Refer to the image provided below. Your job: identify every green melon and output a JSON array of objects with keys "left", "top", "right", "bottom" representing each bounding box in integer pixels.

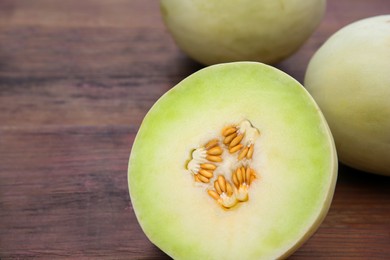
[
  {"left": 128, "top": 62, "right": 337, "bottom": 259},
  {"left": 304, "top": 15, "right": 390, "bottom": 176},
  {"left": 160, "top": 0, "right": 326, "bottom": 65}
]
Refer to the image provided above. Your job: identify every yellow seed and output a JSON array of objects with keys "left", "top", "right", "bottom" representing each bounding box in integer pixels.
[
  {"left": 238, "top": 146, "right": 249, "bottom": 160},
  {"left": 230, "top": 134, "right": 244, "bottom": 148},
  {"left": 205, "top": 139, "right": 219, "bottom": 149},
  {"left": 229, "top": 144, "right": 243, "bottom": 153},
  {"left": 194, "top": 174, "right": 200, "bottom": 182},
  {"left": 214, "top": 180, "right": 222, "bottom": 194},
  {"left": 237, "top": 168, "right": 243, "bottom": 184},
  {"left": 226, "top": 182, "right": 233, "bottom": 196},
  {"left": 208, "top": 190, "right": 220, "bottom": 201},
  {"left": 247, "top": 144, "right": 254, "bottom": 159},
  {"left": 223, "top": 133, "right": 237, "bottom": 144},
  {"left": 218, "top": 175, "right": 226, "bottom": 192},
  {"left": 199, "top": 169, "right": 213, "bottom": 178},
  {"left": 242, "top": 166, "right": 247, "bottom": 183},
  {"left": 198, "top": 174, "right": 210, "bottom": 183},
  {"left": 207, "top": 155, "right": 222, "bottom": 162},
  {"left": 245, "top": 167, "right": 251, "bottom": 184},
  {"left": 207, "top": 146, "right": 223, "bottom": 155},
  {"left": 222, "top": 127, "right": 236, "bottom": 137},
  {"left": 241, "top": 167, "right": 246, "bottom": 183},
  {"left": 232, "top": 171, "right": 239, "bottom": 188},
  {"left": 200, "top": 163, "right": 216, "bottom": 170}
]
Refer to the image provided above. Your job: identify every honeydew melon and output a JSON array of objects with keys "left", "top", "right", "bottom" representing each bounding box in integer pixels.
[
  {"left": 304, "top": 15, "right": 390, "bottom": 176},
  {"left": 160, "top": 0, "right": 326, "bottom": 65},
  {"left": 128, "top": 62, "right": 337, "bottom": 259}
]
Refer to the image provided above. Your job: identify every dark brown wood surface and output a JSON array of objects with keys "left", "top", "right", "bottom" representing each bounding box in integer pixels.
[{"left": 0, "top": 0, "right": 389, "bottom": 259}]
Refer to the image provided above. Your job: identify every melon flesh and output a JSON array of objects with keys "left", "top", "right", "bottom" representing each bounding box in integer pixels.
[{"left": 128, "top": 62, "right": 337, "bottom": 259}]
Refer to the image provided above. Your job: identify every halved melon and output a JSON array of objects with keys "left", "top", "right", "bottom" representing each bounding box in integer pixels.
[{"left": 128, "top": 62, "right": 337, "bottom": 259}]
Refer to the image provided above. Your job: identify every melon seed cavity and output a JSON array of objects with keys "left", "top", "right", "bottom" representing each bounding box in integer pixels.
[{"left": 186, "top": 119, "right": 260, "bottom": 209}]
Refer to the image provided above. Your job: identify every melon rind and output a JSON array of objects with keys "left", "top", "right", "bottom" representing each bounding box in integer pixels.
[{"left": 128, "top": 62, "right": 337, "bottom": 259}]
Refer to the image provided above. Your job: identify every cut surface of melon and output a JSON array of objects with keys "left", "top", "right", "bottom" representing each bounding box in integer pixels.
[{"left": 128, "top": 62, "right": 337, "bottom": 259}]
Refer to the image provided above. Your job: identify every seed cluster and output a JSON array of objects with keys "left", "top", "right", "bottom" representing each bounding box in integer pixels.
[
  {"left": 207, "top": 175, "right": 236, "bottom": 208},
  {"left": 222, "top": 125, "right": 255, "bottom": 160},
  {"left": 232, "top": 166, "right": 257, "bottom": 202},
  {"left": 186, "top": 120, "right": 260, "bottom": 209},
  {"left": 193, "top": 139, "right": 223, "bottom": 183},
  {"left": 207, "top": 165, "right": 257, "bottom": 208}
]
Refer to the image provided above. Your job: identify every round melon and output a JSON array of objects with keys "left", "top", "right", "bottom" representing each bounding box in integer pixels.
[
  {"left": 160, "top": 0, "right": 326, "bottom": 65},
  {"left": 128, "top": 62, "right": 337, "bottom": 259},
  {"left": 304, "top": 15, "right": 390, "bottom": 176}
]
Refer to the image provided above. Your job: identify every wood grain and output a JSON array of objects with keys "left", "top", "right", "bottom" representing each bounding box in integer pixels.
[{"left": 1, "top": 0, "right": 389, "bottom": 259}]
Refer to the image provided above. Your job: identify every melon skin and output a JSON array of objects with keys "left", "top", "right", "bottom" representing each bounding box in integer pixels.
[
  {"left": 160, "top": 0, "right": 326, "bottom": 65},
  {"left": 128, "top": 62, "right": 337, "bottom": 259},
  {"left": 304, "top": 15, "right": 390, "bottom": 176}
]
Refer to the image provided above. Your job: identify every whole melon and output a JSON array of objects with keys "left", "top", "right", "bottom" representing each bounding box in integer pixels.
[
  {"left": 305, "top": 15, "right": 390, "bottom": 176},
  {"left": 160, "top": 0, "right": 326, "bottom": 65}
]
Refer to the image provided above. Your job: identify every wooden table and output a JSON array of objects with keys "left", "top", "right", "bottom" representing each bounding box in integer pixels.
[{"left": 1, "top": 0, "right": 389, "bottom": 259}]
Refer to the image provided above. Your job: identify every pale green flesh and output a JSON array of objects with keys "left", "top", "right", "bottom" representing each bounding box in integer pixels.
[{"left": 129, "top": 62, "right": 337, "bottom": 259}]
